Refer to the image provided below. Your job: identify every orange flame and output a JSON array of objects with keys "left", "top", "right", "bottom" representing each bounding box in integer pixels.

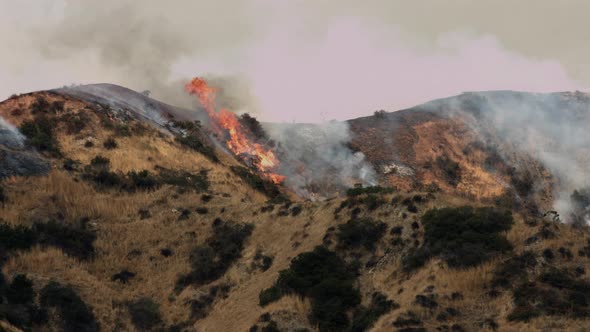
[{"left": 185, "top": 77, "right": 285, "bottom": 184}]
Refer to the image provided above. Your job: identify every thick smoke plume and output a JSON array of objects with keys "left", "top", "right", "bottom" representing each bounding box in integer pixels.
[
  {"left": 2, "top": 1, "right": 584, "bottom": 123},
  {"left": 435, "top": 91, "right": 590, "bottom": 222}
]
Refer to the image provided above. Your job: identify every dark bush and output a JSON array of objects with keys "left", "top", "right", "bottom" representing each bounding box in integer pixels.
[
  {"left": 239, "top": 113, "right": 268, "bottom": 141},
  {"left": 0, "top": 223, "right": 36, "bottom": 252},
  {"left": 346, "top": 186, "right": 394, "bottom": 197},
  {"left": 259, "top": 286, "right": 282, "bottom": 306},
  {"left": 188, "top": 283, "right": 231, "bottom": 319},
  {"left": 0, "top": 185, "right": 5, "bottom": 206},
  {"left": 111, "top": 270, "right": 136, "bottom": 284},
  {"left": 260, "top": 246, "right": 360, "bottom": 331},
  {"left": 349, "top": 292, "right": 398, "bottom": 332},
  {"left": 127, "top": 297, "right": 162, "bottom": 331},
  {"left": 415, "top": 294, "right": 438, "bottom": 309},
  {"left": 231, "top": 166, "right": 284, "bottom": 200},
  {"left": 40, "top": 281, "right": 99, "bottom": 332},
  {"left": 291, "top": 206, "right": 303, "bottom": 217},
  {"left": 5, "top": 274, "right": 34, "bottom": 306},
  {"left": 90, "top": 155, "right": 110, "bottom": 168},
  {"left": 137, "top": 209, "right": 151, "bottom": 220},
  {"left": 508, "top": 269, "right": 590, "bottom": 321},
  {"left": 19, "top": 116, "right": 61, "bottom": 157},
  {"left": 157, "top": 167, "right": 210, "bottom": 193},
  {"left": 176, "top": 221, "right": 253, "bottom": 290},
  {"left": 390, "top": 226, "right": 403, "bottom": 236},
  {"left": 62, "top": 158, "right": 79, "bottom": 171},
  {"left": 103, "top": 137, "right": 118, "bottom": 149},
  {"left": 172, "top": 120, "right": 219, "bottom": 162},
  {"left": 337, "top": 219, "right": 387, "bottom": 250},
  {"left": 392, "top": 311, "right": 422, "bottom": 328},
  {"left": 252, "top": 249, "right": 274, "bottom": 272},
  {"left": 89, "top": 170, "right": 124, "bottom": 188},
  {"left": 404, "top": 206, "right": 513, "bottom": 271},
  {"left": 0, "top": 273, "right": 45, "bottom": 329},
  {"left": 436, "top": 156, "right": 461, "bottom": 186},
  {"left": 127, "top": 170, "right": 159, "bottom": 191},
  {"left": 62, "top": 112, "right": 88, "bottom": 134},
  {"left": 492, "top": 251, "right": 537, "bottom": 288},
  {"left": 33, "top": 220, "right": 96, "bottom": 260},
  {"left": 30, "top": 97, "right": 51, "bottom": 114},
  {"left": 196, "top": 207, "right": 209, "bottom": 215},
  {"left": 178, "top": 209, "right": 191, "bottom": 221},
  {"left": 510, "top": 170, "right": 534, "bottom": 197}
]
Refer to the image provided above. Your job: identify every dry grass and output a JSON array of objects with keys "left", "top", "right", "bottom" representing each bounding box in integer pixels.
[{"left": 3, "top": 92, "right": 590, "bottom": 331}]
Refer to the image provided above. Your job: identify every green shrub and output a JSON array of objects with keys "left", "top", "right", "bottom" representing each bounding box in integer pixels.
[
  {"left": 336, "top": 219, "right": 387, "bottom": 250},
  {"left": 260, "top": 246, "right": 361, "bottom": 331},
  {"left": 176, "top": 221, "right": 253, "bottom": 290},
  {"left": 19, "top": 116, "right": 61, "bottom": 157},
  {"left": 127, "top": 297, "right": 163, "bottom": 331},
  {"left": 404, "top": 206, "right": 513, "bottom": 271},
  {"left": 40, "top": 281, "right": 99, "bottom": 332}
]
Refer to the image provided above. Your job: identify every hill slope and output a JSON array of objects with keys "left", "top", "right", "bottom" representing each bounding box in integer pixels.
[{"left": 0, "top": 87, "right": 589, "bottom": 331}]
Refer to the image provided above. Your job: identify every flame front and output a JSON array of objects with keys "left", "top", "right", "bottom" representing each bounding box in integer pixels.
[{"left": 185, "top": 77, "right": 285, "bottom": 184}]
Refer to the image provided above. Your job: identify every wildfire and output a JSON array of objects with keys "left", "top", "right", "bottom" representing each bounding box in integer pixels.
[{"left": 185, "top": 77, "right": 285, "bottom": 184}]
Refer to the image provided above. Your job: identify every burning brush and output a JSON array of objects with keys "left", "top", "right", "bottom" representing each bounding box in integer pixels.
[{"left": 185, "top": 77, "right": 285, "bottom": 184}]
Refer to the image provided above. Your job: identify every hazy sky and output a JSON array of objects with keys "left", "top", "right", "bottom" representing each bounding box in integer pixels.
[{"left": 1, "top": 0, "right": 588, "bottom": 122}]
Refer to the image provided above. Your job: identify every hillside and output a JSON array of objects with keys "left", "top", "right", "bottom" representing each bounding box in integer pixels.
[{"left": 1, "top": 87, "right": 590, "bottom": 331}]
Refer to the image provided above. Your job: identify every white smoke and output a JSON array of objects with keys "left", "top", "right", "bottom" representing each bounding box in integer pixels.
[
  {"left": 0, "top": 116, "right": 25, "bottom": 149},
  {"left": 437, "top": 91, "right": 590, "bottom": 222},
  {"left": 264, "top": 121, "right": 377, "bottom": 198}
]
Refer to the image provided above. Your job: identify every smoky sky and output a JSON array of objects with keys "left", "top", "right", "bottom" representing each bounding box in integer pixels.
[{"left": 1, "top": 0, "right": 588, "bottom": 122}]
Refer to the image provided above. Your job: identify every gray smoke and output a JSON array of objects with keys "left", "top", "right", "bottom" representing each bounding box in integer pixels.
[
  {"left": 265, "top": 121, "right": 377, "bottom": 199},
  {"left": 436, "top": 91, "right": 590, "bottom": 222},
  {"left": 0, "top": 116, "right": 50, "bottom": 179},
  {"left": 32, "top": 0, "right": 258, "bottom": 109},
  {"left": 0, "top": 117, "right": 25, "bottom": 149}
]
